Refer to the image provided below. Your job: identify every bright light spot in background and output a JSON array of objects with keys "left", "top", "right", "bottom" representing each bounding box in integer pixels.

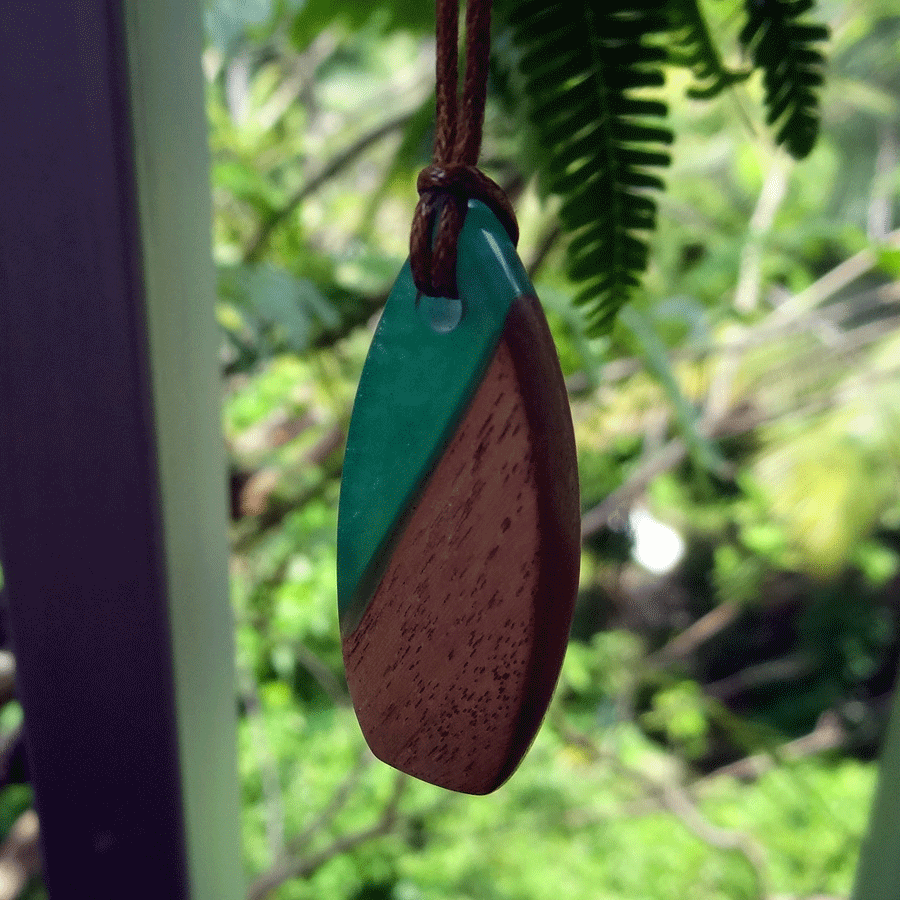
[{"left": 629, "top": 507, "right": 686, "bottom": 575}]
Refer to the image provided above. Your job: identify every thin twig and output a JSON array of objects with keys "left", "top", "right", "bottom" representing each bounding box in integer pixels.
[
  {"left": 699, "top": 712, "right": 847, "bottom": 784},
  {"left": 244, "top": 110, "right": 417, "bottom": 263},
  {"left": 247, "top": 773, "right": 409, "bottom": 900},
  {"left": 239, "top": 670, "right": 287, "bottom": 862},
  {"left": 867, "top": 126, "right": 898, "bottom": 242},
  {"left": 559, "top": 719, "right": 772, "bottom": 898},
  {"left": 580, "top": 398, "right": 763, "bottom": 539},
  {"left": 293, "top": 642, "right": 351, "bottom": 708},
  {"left": 579, "top": 289, "right": 900, "bottom": 540},
  {"left": 567, "top": 226, "right": 900, "bottom": 397},
  {"left": 288, "top": 746, "right": 374, "bottom": 859},
  {"left": 766, "top": 227, "right": 900, "bottom": 330},
  {"left": 704, "top": 651, "right": 816, "bottom": 702},
  {"left": 734, "top": 157, "right": 791, "bottom": 315},
  {"left": 646, "top": 602, "right": 742, "bottom": 666},
  {"left": 581, "top": 435, "right": 692, "bottom": 539},
  {"left": 231, "top": 430, "right": 344, "bottom": 552},
  {"left": 656, "top": 776, "right": 771, "bottom": 898},
  {"left": 526, "top": 221, "right": 562, "bottom": 281}
]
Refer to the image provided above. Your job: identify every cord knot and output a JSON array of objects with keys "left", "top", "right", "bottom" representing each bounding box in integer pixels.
[{"left": 410, "top": 163, "right": 519, "bottom": 298}]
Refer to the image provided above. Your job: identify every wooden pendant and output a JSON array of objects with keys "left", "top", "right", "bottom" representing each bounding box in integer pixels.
[{"left": 337, "top": 200, "right": 580, "bottom": 794}]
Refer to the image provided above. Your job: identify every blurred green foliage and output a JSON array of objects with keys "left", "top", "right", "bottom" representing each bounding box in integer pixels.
[{"left": 204, "top": 1, "right": 900, "bottom": 898}]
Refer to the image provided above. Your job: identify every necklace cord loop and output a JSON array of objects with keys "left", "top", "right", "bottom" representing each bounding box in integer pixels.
[{"left": 410, "top": 0, "right": 519, "bottom": 299}]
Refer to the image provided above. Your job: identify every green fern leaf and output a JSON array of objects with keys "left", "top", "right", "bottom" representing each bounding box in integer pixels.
[
  {"left": 498, "top": 0, "right": 673, "bottom": 334},
  {"left": 738, "top": 0, "right": 829, "bottom": 159},
  {"left": 667, "top": 0, "right": 751, "bottom": 99}
]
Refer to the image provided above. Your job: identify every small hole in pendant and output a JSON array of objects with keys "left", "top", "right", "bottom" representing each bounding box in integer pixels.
[{"left": 417, "top": 294, "right": 463, "bottom": 334}]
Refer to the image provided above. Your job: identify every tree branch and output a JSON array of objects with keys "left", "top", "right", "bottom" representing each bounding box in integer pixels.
[
  {"left": 704, "top": 651, "right": 816, "bottom": 702},
  {"left": 288, "top": 746, "right": 373, "bottom": 859},
  {"left": 293, "top": 642, "right": 351, "bottom": 708},
  {"left": 867, "top": 126, "right": 897, "bottom": 242},
  {"left": 556, "top": 721, "right": 772, "bottom": 897},
  {"left": 244, "top": 111, "right": 417, "bottom": 264},
  {"left": 580, "top": 434, "right": 692, "bottom": 539},
  {"left": 766, "top": 227, "right": 900, "bottom": 331},
  {"left": 247, "top": 772, "right": 409, "bottom": 900},
  {"left": 734, "top": 157, "right": 790, "bottom": 315},
  {"left": 580, "top": 398, "right": 764, "bottom": 539},
  {"left": 700, "top": 711, "right": 847, "bottom": 784},
  {"left": 654, "top": 775, "right": 770, "bottom": 897},
  {"left": 579, "top": 278, "right": 900, "bottom": 541},
  {"left": 646, "top": 602, "right": 743, "bottom": 666},
  {"left": 239, "top": 669, "right": 286, "bottom": 863},
  {"left": 567, "top": 227, "right": 900, "bottom": 398}
]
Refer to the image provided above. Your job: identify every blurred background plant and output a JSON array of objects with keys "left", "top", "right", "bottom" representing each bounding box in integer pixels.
[
  {"left": 211, "top": 0, "right": 899, "bottom": 898},
  {"left": 3, "top": 0, "right": 898, "bottom": 897}
]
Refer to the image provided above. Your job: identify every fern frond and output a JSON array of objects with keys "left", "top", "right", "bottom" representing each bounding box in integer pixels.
[
  {"left": 497, "top": 0, "right": 673, "bottom": 334},
  {"left": 667, "top": 0, "right": 751, "bottom": 99},
  {"left": 738, "top": 0, "right": 829, "bottom": 159}
]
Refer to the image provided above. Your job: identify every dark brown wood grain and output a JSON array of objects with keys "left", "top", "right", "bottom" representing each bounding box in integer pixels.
[{"left": 342, "top": 294, "right": 579, "bottom": 794}]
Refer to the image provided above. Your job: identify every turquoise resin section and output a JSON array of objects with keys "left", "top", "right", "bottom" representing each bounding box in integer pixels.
[{"left": 337, "top": 199, "right": 534, "bottom": 634}]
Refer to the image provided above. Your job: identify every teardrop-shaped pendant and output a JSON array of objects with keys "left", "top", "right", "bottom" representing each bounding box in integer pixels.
[{"left": 337, "top": 200, "right": 580, "bottom": 794}]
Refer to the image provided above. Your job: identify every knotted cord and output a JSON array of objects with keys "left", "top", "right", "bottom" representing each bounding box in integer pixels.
[{"left": 410, "top": 0, "right": 519, "bottom": 299}]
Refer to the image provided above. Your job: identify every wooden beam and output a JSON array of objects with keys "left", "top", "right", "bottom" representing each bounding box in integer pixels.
[
  {"left": 852, "top": 683, "right": 900, "bottom": 899},
  {"left": 0, "top": 2, "right": 242, "bottom": 897},
  {"left": 121, "top": 1, "right": 244, "bottom": 897}
]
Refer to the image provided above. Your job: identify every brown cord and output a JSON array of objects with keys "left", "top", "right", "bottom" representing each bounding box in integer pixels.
[{"left": 410, "top": 0, "right": 519, "bottom": 299}]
